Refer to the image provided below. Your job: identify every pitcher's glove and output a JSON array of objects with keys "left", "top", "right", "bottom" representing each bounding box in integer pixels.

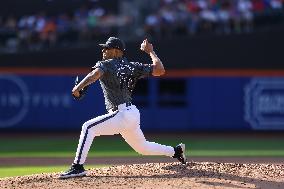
[{"left": 73, "top": 76, "right": 89, "bottom": 100}]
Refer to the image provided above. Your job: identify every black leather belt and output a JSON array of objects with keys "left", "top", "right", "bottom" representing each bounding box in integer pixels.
[{"left": 111, "top": 102, "right": 132, "bottom": 111}]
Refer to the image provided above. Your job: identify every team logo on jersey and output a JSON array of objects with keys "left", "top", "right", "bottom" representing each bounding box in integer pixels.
[
  {"left": 244, "top": 78, "right": 284, "bottom": 130},
  {"left": 115, "top": 59, "right": 136, "bottom": 92}
]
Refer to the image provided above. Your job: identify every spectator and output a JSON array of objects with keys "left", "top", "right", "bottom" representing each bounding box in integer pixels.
[
  {"left": 74, "top": 6, "right": 89, "bottom": 41},
  {"left": 143, "top": 0, "right": 283, "bottom": 38},
  {"left": 270, "top": 0, "right": 283, "bottom": 10},
  {"left": 40, "top": 17, "right": 57, "bottom": 47},
  {"left": 216, "top": 1, "right": 231, "bottom": 34},
  {"left": 0, "top": 0, "right": 283, "bottom": 52},
  {"left": 238, "top": 0, "right": 254, "bottom": 32},
  {"left": 0, "top": 4, "right": 130, "bottom": 51},
  {"left": 144, "top": 13, "right": 161, "bottom": 38}
]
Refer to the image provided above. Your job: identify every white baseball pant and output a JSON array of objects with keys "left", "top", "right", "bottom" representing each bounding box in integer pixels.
[{"left": 74, "top": 103, "right": 175, "bottom": 164}]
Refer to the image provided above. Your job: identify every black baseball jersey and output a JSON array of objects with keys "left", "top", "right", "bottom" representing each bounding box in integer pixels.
[{"left": 92, "top": 57, "right": 153, "bottom": 111}]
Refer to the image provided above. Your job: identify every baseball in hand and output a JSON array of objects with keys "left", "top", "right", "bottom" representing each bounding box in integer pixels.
[{"left": 140, "top": 39, "right": 153, "bottom": 54}]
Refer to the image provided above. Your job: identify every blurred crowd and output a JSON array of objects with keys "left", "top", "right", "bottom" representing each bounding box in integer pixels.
[
  {"left": 0, "top": 5, "right": 130, "bottom": 52},
  {"left": 0, "top": 0, "right": 283, "bottom": 53},
  {"left": 144, "top": 0, "right": 284, "bottom": 37}
]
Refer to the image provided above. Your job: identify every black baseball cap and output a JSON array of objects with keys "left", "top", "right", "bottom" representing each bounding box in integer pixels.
[{"left": 99, "top": 37, "right": 126, "bottom": 51}]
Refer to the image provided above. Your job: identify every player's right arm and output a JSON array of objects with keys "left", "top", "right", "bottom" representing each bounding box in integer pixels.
[
  {"left": 140, "top": 39, "right": 165, "bottom": 76},
  {"left": 72, "top": 68, "right": 103, "bottom": 97}
]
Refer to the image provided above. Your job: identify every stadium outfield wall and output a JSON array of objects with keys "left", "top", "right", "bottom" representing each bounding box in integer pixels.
[
  {"left": 0, "top": 31, "right": 283, "bottom": 132},
  {"left": 1, "top": 70, "right": 284, "bottom": 132}
]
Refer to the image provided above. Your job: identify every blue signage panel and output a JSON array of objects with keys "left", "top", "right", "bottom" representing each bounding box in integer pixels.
[
  {"left": 1, "top": 74, "right": 284, "bottom": 131},
  {"left": 0, "top": 74, "right": 106, "bottom": 130},
  {"left": 244, "top": 78, "right": 284, "bottom": 130}
]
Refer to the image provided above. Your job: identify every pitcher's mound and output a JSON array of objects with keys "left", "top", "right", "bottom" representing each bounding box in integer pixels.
[{"left": 1, "top": 162, "right": 283, "bottom": 189}]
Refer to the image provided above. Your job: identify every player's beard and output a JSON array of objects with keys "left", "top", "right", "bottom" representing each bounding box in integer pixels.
[
  {"left": 102, "top": 53, "right": 113, "bottom": 60},
  {"left": 103, "top": 51, "right": 112, "bottom": 60},
  {"left": 102, "top": 49, "right": 123, "bottom": 60}
]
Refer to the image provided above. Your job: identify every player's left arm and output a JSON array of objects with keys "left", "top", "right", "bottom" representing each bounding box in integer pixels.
[
  {"left": 140, "top": 39, "right": 165, "bottom": 76},
  {"left": 72, "top": 68, "right": 103, "bottom": 97},
  {"left": 149, "top": 50, "right": 165, "bottom": 76}
]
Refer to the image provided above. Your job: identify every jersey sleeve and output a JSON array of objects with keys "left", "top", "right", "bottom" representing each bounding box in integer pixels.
[
  {"left": 91, "top": 61, "right": 107, "bottom": 73},
  {"left": 132, "top": 62, "right": 153, "bottom": 78}
]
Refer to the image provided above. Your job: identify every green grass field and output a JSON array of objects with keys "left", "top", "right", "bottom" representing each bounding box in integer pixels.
[
  {"left": 1, "top": 135, "right": 284, "bottom": 157},
  {"left": 0, "top": 134, "right": 284, "bottom": 178},
  {"left": 0, "top": 165, "right": 108, "bottom": 178}
]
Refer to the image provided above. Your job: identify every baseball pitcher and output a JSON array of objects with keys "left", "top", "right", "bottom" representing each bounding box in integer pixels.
[{"left": 59, "top": 37, "right": 186, "bottom": 179}]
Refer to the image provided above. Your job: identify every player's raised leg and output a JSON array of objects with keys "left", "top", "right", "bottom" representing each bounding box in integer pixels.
[
  {"left": 121, "top": 127, "right": 174, "bottom": 156},
  {"left": 121, "top": 127, "right": 187, "bottom": 164}
]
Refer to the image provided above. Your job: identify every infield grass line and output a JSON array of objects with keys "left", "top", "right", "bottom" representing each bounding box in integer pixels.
[
  {"left": 1, "top": 150, "right": 284, "bottom": 158},
  {"left": 0, "top": 165, "right": 109, "bottom": 178},
  {"left": 0, "top": 136, "right": 284, "bottom": 157}
]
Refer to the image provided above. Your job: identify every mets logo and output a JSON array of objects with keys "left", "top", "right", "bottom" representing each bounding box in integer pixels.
[
  {"left": 116, "top": 60, "right": 136, "bottom": 92},
  {"left": 244, "top": 78, "right": 284, "bottom": 130},
  {"left": 0, "top": 75, "right": 29, "bottom": 128}
]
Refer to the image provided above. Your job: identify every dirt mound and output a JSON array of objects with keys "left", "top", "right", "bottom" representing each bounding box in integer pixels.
[{"left": 1, "top": 162, "right": 284, "bottom": 189}]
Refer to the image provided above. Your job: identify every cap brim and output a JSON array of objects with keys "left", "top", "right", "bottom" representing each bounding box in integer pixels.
[
  {"left": 99, "top": 44, "right": 109, "bottom": 48},
  {"left": 99, "top": 43, "right": 125, "bottom": 51}
]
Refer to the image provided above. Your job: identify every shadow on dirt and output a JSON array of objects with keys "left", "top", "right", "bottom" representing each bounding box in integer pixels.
[{"left": 92, "top": 163, "right": 284, "bottom": 189}]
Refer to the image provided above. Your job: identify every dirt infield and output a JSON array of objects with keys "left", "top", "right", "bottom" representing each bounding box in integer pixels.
[{"left": 1, "top": 162, "right": 283, "bottom": 189}]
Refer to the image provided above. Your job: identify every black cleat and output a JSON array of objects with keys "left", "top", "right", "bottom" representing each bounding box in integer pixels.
[
  {"left": 173, "top": 143, "right": 187, "bottom": 165},
  {"left": 59, "top": 163, "right": 86, "bottom": 179}
]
